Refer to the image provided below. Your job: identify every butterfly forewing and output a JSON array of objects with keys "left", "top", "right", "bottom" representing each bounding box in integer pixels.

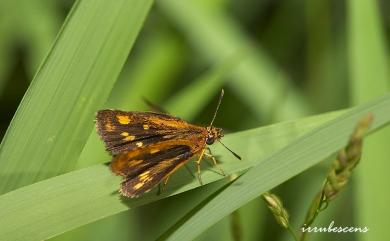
[{"left": 96, "top": 109, "right": 204, "bottom": 155}]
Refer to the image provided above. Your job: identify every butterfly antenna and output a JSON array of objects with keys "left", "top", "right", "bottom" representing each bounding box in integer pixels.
[
  {"left": 209, "top": 89, "right": 224, "bottom": 128},
  {"left": 218, "top": 140, "right": 242, "bottom": 160}
]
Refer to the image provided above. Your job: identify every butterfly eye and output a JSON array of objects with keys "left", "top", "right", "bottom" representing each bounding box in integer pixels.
[{"left": 206, "top": 136, "right": 214, "bottom": 145}]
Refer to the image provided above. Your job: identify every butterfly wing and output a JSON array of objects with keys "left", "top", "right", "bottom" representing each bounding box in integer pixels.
[
  {"left": 113, "top": 144, "right": 193, "bottom": 197},
  {"left": 95, "top": 109, "right": 202, "bottom": 155},
  {"left": 96, "top": 109, "right": 207, "bottom": 197}
]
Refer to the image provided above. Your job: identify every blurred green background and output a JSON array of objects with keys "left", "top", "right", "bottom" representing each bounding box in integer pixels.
[{"left": 0, "top": 0, "right": 389, "bottom": 241}]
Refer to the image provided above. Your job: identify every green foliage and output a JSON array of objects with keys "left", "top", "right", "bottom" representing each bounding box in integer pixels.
[
  {"left": 0, "top": 0, "right": 389, "bottom": 241},
  {"left": 348, "top": 2, "right": 390, "bottom": 241}
]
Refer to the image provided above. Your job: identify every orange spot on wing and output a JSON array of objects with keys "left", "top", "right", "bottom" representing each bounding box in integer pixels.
[
  {"left": 124, "top": 135, "right": 136, "bottom": 141},
  {"left": 138, "top": 171, "right": 154, "bottom": 183},
  {"left": 134, "top": 182, "right": 145, "bottom": 190},
  {"left": 139, "top": 171, "right": 150, "bottom": 181},
  {"left": 105, "top": 122, "right": 115, "bottom": 132},
  {"left": 117, "top": 115, "right": 130, "bottom": 125},
  {"left": 128, "top": 160, "right": 143, "bottom": 167},
  {"left": 149, "top": 116, "right": 186, "bottom": 128},
  {"left": 136, "top": 142, "right": 143, "bottom": 147}
]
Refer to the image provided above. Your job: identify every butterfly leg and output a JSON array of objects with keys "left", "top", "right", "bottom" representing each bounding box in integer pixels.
[
  {"left": 195, "top": 149, "right": 206, "bottom": 185},
  {"left": 162, "top": 175, "right": 170, "bottom": 192},
  {"left": 205, "top": 148, "right": 225, "bottom": 176},
  {"left": 157, "top": 183, "right": 162, "bottom": 196},
  {"left": 157, "top": 175, "right": 171, "bottom": 196}
]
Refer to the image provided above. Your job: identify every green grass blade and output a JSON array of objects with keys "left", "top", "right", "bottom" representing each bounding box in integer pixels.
[
  {"left": 348, "top": 1, "right": 390, "bottom": 240},
  {"left": 159, "top": 94, "right": 390, "bottom": 241},
  {"left": 0, "top": 109, "right": 346, "bottom": 241},
  {"left": 348, "top": 1, "right": 389, "bottom": 103},
  {"left": 0, "top": 0, "right": 153, "bottom": 194}
]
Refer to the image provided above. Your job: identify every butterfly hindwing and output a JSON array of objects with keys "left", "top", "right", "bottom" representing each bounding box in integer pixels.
[
  {"left": 110, "top": 144, "right": 191, "bottom": 177},
  {"left": 116, "top": 145, "right": 193, "bottom": 197}
]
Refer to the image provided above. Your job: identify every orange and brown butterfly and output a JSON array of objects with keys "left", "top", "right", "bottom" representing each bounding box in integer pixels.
[{"left": 95, "top": 90, "right": 241, "bottom": 198}]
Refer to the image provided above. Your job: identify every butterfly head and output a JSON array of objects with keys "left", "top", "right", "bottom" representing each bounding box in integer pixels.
[{"left": 205, "top": 126, "right": 223, "bottom": 145}]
